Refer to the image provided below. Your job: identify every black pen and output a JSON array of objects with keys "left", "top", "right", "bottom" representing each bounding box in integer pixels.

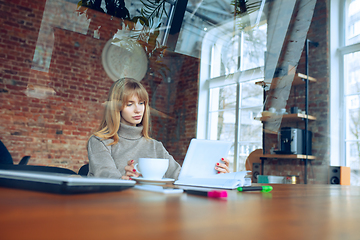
[{"left": 237, "top": 186, "right": 273, "bottom": 192}]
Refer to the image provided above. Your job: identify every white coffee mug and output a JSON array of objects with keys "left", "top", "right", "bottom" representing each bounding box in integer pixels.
[{"left": 134, "top": 158, "right": 169, "bottom": 180}]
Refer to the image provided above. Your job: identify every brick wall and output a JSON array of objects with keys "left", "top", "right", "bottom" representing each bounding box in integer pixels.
[
  {"left": 0, "top": 0, "right": 198, "bottom": 172},
  {"left": 143, "top": 52, "right": 199, "bottom": 163}
]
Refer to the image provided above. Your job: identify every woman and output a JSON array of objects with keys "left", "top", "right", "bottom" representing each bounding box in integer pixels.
[{"left": 87, "top": 78, "right": 230, "bottom": 180}]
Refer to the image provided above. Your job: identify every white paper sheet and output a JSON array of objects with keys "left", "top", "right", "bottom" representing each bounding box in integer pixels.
[{"left": 174, "top": 171, "right": 250, "bottom": 189}]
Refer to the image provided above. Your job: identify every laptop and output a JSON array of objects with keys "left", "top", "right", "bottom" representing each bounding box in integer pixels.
[
  {"left": 177, "top": 139, "right": 233, "bottom": 180},
  {"left": 0, "top": 169, "right": 136, "bottom": 194}
]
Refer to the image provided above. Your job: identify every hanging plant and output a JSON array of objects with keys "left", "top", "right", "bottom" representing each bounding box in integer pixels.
[
  {"left": 139, "top": 0, "right": 169, "bottom": 26},
  {"left": 231, "top": 0, "right": 262, "bottom": 30},
  {"left": 76, "top": 0, "right": 170, "bottom": 78},
  {"left": 232, "top": 0, "right": 262, "bottom": 15}
]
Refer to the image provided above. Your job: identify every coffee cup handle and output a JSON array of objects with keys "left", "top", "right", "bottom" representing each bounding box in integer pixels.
[{"left": 134, "top": 163, "right": 141, "bottom": 173}]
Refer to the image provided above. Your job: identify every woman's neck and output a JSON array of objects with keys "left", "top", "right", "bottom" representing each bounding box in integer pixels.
[{"left": 117, "top": 123, "right": 143, "bottom": 140}]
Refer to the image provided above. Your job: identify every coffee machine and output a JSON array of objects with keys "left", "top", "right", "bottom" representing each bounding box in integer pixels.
[{"left": 278, "top": 127, "right": 312, "bottom": 155}]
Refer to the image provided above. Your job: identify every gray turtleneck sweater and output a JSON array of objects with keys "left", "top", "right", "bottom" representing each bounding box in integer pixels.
[{"left": 87, "top": 123, "right": 181, "bottom": 179}]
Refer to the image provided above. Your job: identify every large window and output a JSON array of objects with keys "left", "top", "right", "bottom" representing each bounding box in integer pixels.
[
  {"left": 208, "top": 78, "right": 263, "bottom": 171},
  {"left": 331, "top": 0, "right": 360, "bottom": 185},
  {"left": 198, "top": 14, "right": 266, "bottom": 171},
  {"left": 342, "top": 0, "right": 360, "bottom": 184},
  {"left": 344, "top": 51, "right": 360, "bottom": 175}
]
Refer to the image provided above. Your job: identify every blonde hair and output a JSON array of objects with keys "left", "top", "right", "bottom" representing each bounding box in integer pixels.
[{"left": 94, "top": 78, "right": 151, "bottom": 145}]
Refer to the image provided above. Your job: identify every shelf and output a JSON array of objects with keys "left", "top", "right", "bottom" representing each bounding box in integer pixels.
[
  {"left": 262, "top": 129, "right": 278, "bottom": 135},
  {"left": 255, "top": 73, "right": 317, "bottom": 89},
  {"left": 255, "top": 113, "right": 317, "bottom": 122},
  {"left": 294, "top": 73, "right": 317, "bottom": 85},
  {"left": 256, "top": 68, "right": 315, "bottom": 184},
  {"left": 260, "top": 154, "right": 316, "bottom": 160}
]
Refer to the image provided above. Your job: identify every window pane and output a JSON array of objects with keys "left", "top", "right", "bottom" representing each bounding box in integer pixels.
[
  {"left": 241, "top": 25, "right": 267, "bottom": 71},
  {"left": 239, "top": 108, "right": 263, "bottom": 142},
  {"left": 344, "top": 51, "right": 360, "bottom": 95},
  {"left": 344, "top": 47, "right": 360, "bottom": 185},
  {"left": 240, "top": 80, "right": 263, "bottom": 108},
  {"left": 209, "top": 84, "right": 237, "bottom": 111},
  {"left": 345, "top": 97, "right": 360, "bottom": 140},
  {"left": 345, "top": 141, "right": 360, "bottom": 168},
  {"left": 222, "top": 35, "right": 241, "bottom": 75},
  {"left": 345, "top": 141, "right": 360, "bottom": 185},
  {"left": 209, "top": 110, "right": 236, "bottom": 141},
  {"left": 344, "top": 51, "right": 360, "bottom": 145},
  {"left": 346, "top": 0, "right": 360, "bottom": 45}
]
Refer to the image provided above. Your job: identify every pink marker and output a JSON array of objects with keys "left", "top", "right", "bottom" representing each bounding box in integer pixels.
[{"left": 185, "top": 189, "right": 228, "bottom": 198}]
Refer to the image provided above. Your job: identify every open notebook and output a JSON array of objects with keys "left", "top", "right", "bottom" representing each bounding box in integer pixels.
[
  {"left": 0, "top": 170, "right": 135, "bottom": 194},
  {"left": 174, "top": 139, "right": 249, "bottom": 189}
]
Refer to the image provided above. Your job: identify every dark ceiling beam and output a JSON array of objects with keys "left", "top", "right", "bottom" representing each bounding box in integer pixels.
[{"left": 165, "top": 0, "right": 188, "bottom": 51}]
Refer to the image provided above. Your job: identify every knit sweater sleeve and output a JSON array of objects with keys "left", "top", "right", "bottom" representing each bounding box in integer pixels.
[
  {"left": 87, "top": 136, "right": 122, "bottom": 178},
  {"left": 165, "top": 153, "right": 182, "bottom": 180},
  {"left": 155, "top": 141, "right": 182, "bottom": 180}
]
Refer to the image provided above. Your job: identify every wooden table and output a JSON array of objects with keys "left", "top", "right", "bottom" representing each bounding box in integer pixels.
[{"left": 0, "top": 184, "right": 360, "bottom": 240}]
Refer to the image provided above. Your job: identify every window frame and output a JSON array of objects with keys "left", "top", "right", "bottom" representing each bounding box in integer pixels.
[
  {"left": 198, "top": 66, "right": 264, "bottom": 171},
  {"left": 197, "top": 16, "right": 267, "bottom": 171},
  {"left": 330, "top": 0, "right": 360, "bottom": 166}
]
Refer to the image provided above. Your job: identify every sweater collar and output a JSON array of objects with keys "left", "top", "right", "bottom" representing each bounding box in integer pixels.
[{"left": 118, "top": 123, "right": 143, "bottom": 140}]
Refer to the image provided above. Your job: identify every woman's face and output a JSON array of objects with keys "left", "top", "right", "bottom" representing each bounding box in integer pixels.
[{"left": 120, "top": 95, "right": 145, "bottom": 126}]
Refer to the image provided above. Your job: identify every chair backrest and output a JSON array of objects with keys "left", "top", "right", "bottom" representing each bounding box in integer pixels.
[
  {"left": 0, "top": 140, "right": 13, "bottom": 165},
  {"left": 0, "top": 164, "right": 77, "bottom": 175},
  {"left": 0, "top": 140, "right": 30, "bottom": 165},
  {"left": 245, "top": 149, "right": 263, "bottom": 171},
  {"left": 18, "top": 156, "right": 30, "bottom": 165},
  {"left": 78, "top": 163, "right": 89, "bottom": 176}
]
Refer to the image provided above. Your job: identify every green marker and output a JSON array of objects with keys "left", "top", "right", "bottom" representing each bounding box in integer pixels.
[{"left": 237, "top": 186, "right": 273, "bottom": 192}]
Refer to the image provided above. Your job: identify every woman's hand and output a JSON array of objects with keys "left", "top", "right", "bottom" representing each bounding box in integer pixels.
[
  {"left": 215, "top": 158, "right": 230, "bottom": 174},
  {"left": 121, "top": 160, "right": 140, "bottom": 180}
]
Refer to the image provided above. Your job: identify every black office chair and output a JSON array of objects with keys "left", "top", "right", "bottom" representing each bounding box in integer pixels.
[
  {"left": 0, "top": 140, "right": 76, "bottom": 175},
  {"left": 0, "top": 140, "right": 30, "bottom": 165},
  {"left": 78, "top": 163, "right": 89, "bottom": 176},
  {"left": 0, "top": 164, "right": 77, "bottom": 175}
]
